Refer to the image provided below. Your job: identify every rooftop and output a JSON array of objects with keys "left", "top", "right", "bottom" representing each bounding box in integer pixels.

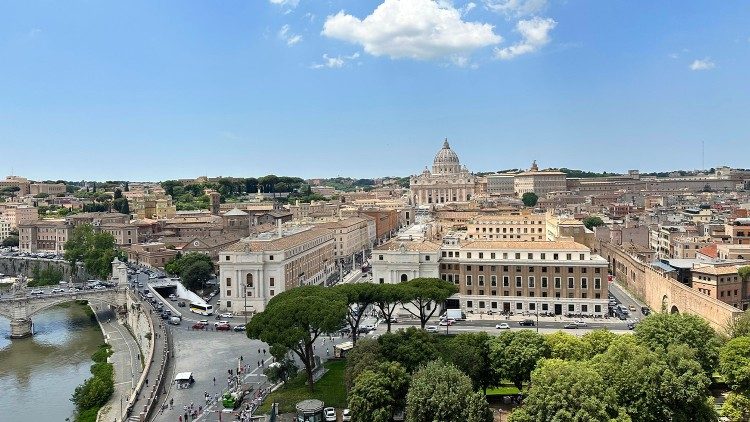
[
  {"left": 227, "top": 227, "right": 332, "bottom": 253},
  {"left": 458, "top": 240, "right": 590, "bottom": 251}
]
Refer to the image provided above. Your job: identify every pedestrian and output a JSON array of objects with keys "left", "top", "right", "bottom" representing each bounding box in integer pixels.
[
  {"left": 179, "top": 416, "right": 182, "bottom": 422},
  {"left": 213, "top": 376, "right": 216, "bottom": 386},
  {"left": 145, "top": 378, "right": 149, "bottom": 386},
  {"left": 263, "top": 349, "right": 266, "bottom": 355},
  {"left": 240, "top": 355, "right": 244, "bottom": 361},
  {"left": 170, "top": 398, "right": 174, "bottom": 409}
]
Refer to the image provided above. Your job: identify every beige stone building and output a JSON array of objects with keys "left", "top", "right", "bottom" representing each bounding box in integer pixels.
[
  {"left": 124, "top": 185, "right": 177, "bottom": 219},
  {"left": 0, "top": 217, "right": 11, "bottom": 241},
  {"left": 372, "top": 240, "right": 442, "bottom": 284},
  {"left": 513, "top": 162, "right": 567, "bottom": 197},
  {"left": 692, "top": 264, "right": 747, "bottom": 309},
  {"left": 18, "top": 220, "right": 70, "bottom": 253},
  {"left": 410, "top": 140, "right": 476, "bottom": 206},
  {"left": 30, "top": 183, "right": 66, "bottom": 196},
  {"left": 218, "top": 226, "right": 335, "bottom": 314},
  {"left": 466, "top": 212, "right": 547, "bottom": 241},
  {"left": 486, "top": 174, "right": 516, "bottom": 197},
  {"left": 160, "top": 234, "right": 242, "bottom": 261},
  {"left": 127, "top": 242, "right": 179, "bottom": 268},
  {"left": 0, "top": 204, "right": 39, "bottom": 228},
  {"left": 315, "top": 216, "right": 375, "bottom": 260},
  {"left": 0, "top": 176, "right": 31, "bottom": 196}
]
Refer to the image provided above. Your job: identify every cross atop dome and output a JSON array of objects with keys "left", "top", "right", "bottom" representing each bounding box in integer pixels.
[{"left": 443, "top": 138, "right": 450, "bottom": 149}]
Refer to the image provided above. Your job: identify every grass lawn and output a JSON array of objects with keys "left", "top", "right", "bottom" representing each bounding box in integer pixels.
[
  {"left": 259, "top": 360, "right": 348, "bottom": 414},
  {"left": 486, "top": 385, "right": 521, "bottom": 396}
]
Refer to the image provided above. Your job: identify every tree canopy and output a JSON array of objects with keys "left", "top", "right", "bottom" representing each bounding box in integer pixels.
[
  {"left": 246, "top": 286, "right": 347, "bottom": 391},
  {"left": 334, "top": 283, "right": 380, "bottom": 345},
  {"left": 406, "top": 361, "right": 493, "bottom": 422},
  {"left": 378, "top": 327, "right": 439, "bottom": 374},
  {"left": 64, "top": 224, "right": 120, "bottom": 279},
  {"left": 399, "top": 278, "right": 458, "bottom": 329},
  {"left": 348, "top": 362, "right": 410, "bottom": 422},
  {"left": 446, "top": 332, "right": 499, "bottom": 393},
  {"left": 521, "top": 192, "right": 539, "bottom": 207},
  {"left": 720, "top": 336, "right": 750, "bottom": 391},
  {"left": 583, "top": 216, "right": 605, "bottom": 230},
  {"left": 490, "top": 330, "right": 550, "bottom": 390}
]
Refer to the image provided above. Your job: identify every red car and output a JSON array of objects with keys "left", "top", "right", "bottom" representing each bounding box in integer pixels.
[
  {"left": 216, "top": 323, "right": 231, "bottom": 331},
  {"left": 192, "top": 322, "right": 207, "bottom": 330}
]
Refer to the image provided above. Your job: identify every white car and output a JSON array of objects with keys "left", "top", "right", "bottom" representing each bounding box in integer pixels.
[
  {"left": 342, "top": 409, "right": 352, "bottom": 421},
  {"left": 324, "top": 407, "right": 336, "bottom": 422},
  {"left": 495, "top": 323, "right": 511, "bottom": 330},
  {"left": 51, "top": 288, "right": 65, "bottom": 293},
  {"left": 425, "top": 326, "right": 439, "bottom": 333},
  {"left": 219, "top": 313, "right": 234, "bottom": 319},
  {"left": 30, "top": 289, "right": 44, "bottom": 295},
  {"left": 574, "top": 320, "right": 588, "bottom": 327}
]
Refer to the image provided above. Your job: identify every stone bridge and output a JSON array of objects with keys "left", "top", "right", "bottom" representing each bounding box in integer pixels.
[
  {"left": 599, "top": 240, "right": 743, "bottom": 333},
  {"left": 0, "top": 288, "right": 127, "bottom": 338}
]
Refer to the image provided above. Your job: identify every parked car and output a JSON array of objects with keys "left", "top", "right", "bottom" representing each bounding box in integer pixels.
[
  {"left": 564, "top": 323, "right": 579, "bottom": 329},
  {"left": 51, "top": 288, "right": 65, "bottom": 293},
  {"left": 219, "top": 313, "right": 234, "bottom": 319},
  {"left": 627, "top": 322, "right": 636, "bottom": 330},
  {"left": 216, "top": 322, "right": 231, "bottom": 331},
  {"left": 215, "top": 320, "right": 230, "bottom": 328},
  {"left": 425, "top": 326, "right": 439, "bottom": 333},
  {"left": 574, "top": 320, "right": 588, "bottom": 327},
  {"left": 495, "top": 323, "right": 511, "bottom": 330},
  {"left": 628, "top": 305, "right": 637, "bottom": 312},
  {"left": 439, "top": 320, "right": 453, "bottom": 326},
  {"left": 519, "top": 319, "right": 535, "bottom": 327},
  {"left": 342, "top": 409, "right": 351, "bottom": 422},
  {"left": 30, "top": 289, "right": 44, "bottom": 295},
  {"left": 641, "top": 306, "right": 651, "bottom": 316},
  {"left": 389, "top": 317, "right": 399, "bottom": 323},
  {"left": 233, "top": 324, "right": 246, "bottom": 332},
  {"left": 324, "top": 407, "right": 337, "bottom": 422},
  {"left": 177, "top": 301, "right": 186, "bottom": 307}
]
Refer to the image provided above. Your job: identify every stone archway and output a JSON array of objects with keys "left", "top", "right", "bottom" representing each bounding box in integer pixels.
[
  {"left": 670, "top": 305, "right": 680, "bottom": 314},
  {"left": 401, "top": 274, "right": 408, "bottom": 283},
  {"left": 662, "top": 295, "right": 669, "bottom": 313}
]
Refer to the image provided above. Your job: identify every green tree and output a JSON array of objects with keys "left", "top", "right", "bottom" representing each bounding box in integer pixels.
[
  {"left": 181, "top": 260, "right": 213, "bottom": 291},
  {"left": 246, "top": 286, "right": 347, "bottom": 391},
  {"left": 112, "top": 197, "right": 129, "bottom": 215},
  {"left": 509, "top": 359, "right": 630, "bottom": 422},
  {"left": 373, "top": 283, "right": 405, "bottom": 333},
  {"left": 71, "top": 375, "right": 114, "bottom": 411},
  {"left": 349, "top": 362, "right": 410, "bottom": 422},
  {"left": 64, "top": 224, "right": 119, "bottom": 279},
  {"left": 346, "top": 338, "right": 383, "bottom": 390},
  {"left": 113, "top": 188, "right": 122, "bottom": 199},
  {"left": 634, "top": 313, "right": 720, "bottom": 374},
  {"left": 399, "top": 278, "right": 458, "bottom": 329},
  {"left": 583, "top": 216, "right": 605, "bottom": 230},
  {"left": 165, "top": 252, "right": 214, "bottom": 277},
  {"left": 490, "top": 330, "right": 549, "bottom": 390},
  {"left": 334, "top": 283, "right": 380, "bottom": 345},
  {"left": 720, "top": 336, "right": 750, "bottom": 391},
  {"left": 722, "top": 392, "right": 750, "bottom": 422},
  {"left": 521, "top": 192, "right": 538, "bottom": 207},
  {"left": 581, "top": 329, "right": 619, "bottom": 358},
  {"left": 2, "top": 235, "right": 19, "bottom": 247},
  {"left": 263, "top": 356, "right": 298, "bottom": 384},
  {"left": 591, "top": 339, "right": 714, "bottom": 422},
  {"left": 446, "top": 332, "right": 498, "bottom": 393},
  {"left": 378, "top": 327, "right": 439, "bottom": 374},
  {"left": 406, "top": 361, "right": 492, "bottom": 422},
  {"left": 545, "top": 331, "right": 586, "bottom": 360}
]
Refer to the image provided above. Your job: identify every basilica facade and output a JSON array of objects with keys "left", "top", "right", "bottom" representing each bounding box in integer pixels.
[{"left": 410, "top": 140, "right": 476, "bottom": 206}]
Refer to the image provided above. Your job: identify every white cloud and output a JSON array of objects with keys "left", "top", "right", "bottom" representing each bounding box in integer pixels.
[
  {"left": 322, "top": 0, "right": 502, "bottom": 60},
  {"left": 461, "top": 2, "right": 477, "bottom": 15},
  {"left": 278, "top": 24, "right": 302, "bottom": 46},
  {"left": 690, "top": 58, "right": 715, "bottom": 71},
  {"left": 311, "top": 52, "right": 361, "bottom": 69},
  {"left": 269, "top": 0, "right": 299, "bottom": 8},
  {"left": 29, "top": 28, "right": 42, "bottom": 38},
  {"left": 494, "top": 16, "right": 556, "bottom": 60},
  {"left": 484, "top": 0, "right": 548, "bottom": 18}
]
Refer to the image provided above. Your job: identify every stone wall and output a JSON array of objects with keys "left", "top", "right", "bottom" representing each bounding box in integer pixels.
[
  {"left": 599, "top": 240, "right": 743, "bottom": 333},
  {"left": 0, "top": 257, "right": 91, "bottom": 282}
]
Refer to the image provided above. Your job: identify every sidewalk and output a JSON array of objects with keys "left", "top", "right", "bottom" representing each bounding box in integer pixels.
[
  {"left": 128, "top": 302, "right": 169, "bottom": 421},
  {"left": 97, "top": 311, "right": 143, "bottom": 422}
]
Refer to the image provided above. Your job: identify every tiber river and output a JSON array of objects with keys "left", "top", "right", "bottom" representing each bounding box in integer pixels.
[{"left": 0, "top": 303, "right": 104, "bottom": 422}]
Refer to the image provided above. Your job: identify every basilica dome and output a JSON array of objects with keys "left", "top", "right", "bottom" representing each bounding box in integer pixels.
[{"left": 432, "top": 139, "right": 462, "bottom": 174}]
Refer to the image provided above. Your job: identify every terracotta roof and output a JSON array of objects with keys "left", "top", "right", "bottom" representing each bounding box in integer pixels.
[
  {"left": 698, "top": 244, "right": 719, "bottom": 258},
  {"left": 227, "top": 228, "right": 332, "bottom": 253},
  {"left": 693, "top": 265, "right": 739, "bottom": 276},
  {"left": 223, "top": 208, "right": 248, "bottom": 216},
  {"left": 459, "top": 240, "right": 589, "bottom": 251},
  {"left": 375, "top": 240, "right": 442, "bottom": 252}
]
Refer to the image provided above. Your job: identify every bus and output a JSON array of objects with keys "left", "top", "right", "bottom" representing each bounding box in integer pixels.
[{"left": 189, "top": 302, "right": 214, "bottom": 316}]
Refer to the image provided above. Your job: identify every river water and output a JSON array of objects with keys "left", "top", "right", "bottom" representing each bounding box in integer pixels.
[{"left": 0, "top": 303, "right": 104, "bottom": 422}]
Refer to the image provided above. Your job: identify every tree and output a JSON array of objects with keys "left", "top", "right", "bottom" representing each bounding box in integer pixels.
[
  {"left": 373, "top": 283, "right": 405, "bottom": 333},
  {"left": 406, "top": 361, "right": 493, "bottom": 422},
  {"left": 346, "top": 338, "right": 383, "bottom": 390},
  {"left": 726, "top": 310, "right": 750, "bottom": 338},
  {"left": 263, "top": 356, "right": 298, "bottom": 384},
  {"left": 591, "top": 339, "right": 714, "bottom": 422},
  {"left": 378, "top": 327, "right": 439, "bottom": 374},
  {"left": 545, "top": 331, "right": 586, "bottom": 361},
  {"left": 580, "top": 329, "right": 619, "bottom": 358},
  {"left": 2, "top": 235, "right": 19, "bottom": 247},
  {"left": 64, "top": 224, "right": 119, "bottom": 279},
  {"left": 521, "top": 192, "right": 538, "bottom": 207},
  {"left": 113, "top": 188, "right": 122, "bottom": 199},
  {"left": 634, "top": 313, "right": 720, "bottom": 374},
  {"left": 181, "top": 260, "right": 213, "bottom": 291},
  {"left": 165, "top": 252, "right": 214, "bottom": 277},
  {"left": 335, "top": 283, "right": 380, "bottom": 345},
  {"left": 490, "top": 330, "right": 549, "bottom": 390},
  {"left": 399, "top": 278, "right": 458, "bottom": 329},
  {"left": 720, "top": 337, "right": 750, "bottom": 391},
  {"left": 508, "top": 359, "right": 630, "bottom": 422},
  {"left": 446, "top": 333, "right": 499, "bottom": 393},
  {"left": 112, "top": 197, "right": 129, "bottom": 215},
  {"left": 583, "top": 216, "right": 605, "bottom": 230},
  {"left": 348, "top": 362, "right": 410, "bottom": 422},
  {"left": 722, "top": 392, "right": 750, "bottom": 422},
  {"left": 246, "top": 286, "right": 347, "bottom": 391}
]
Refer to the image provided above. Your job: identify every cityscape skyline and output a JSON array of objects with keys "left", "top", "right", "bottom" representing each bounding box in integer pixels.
[{"left": 2, "top": 0, "right": 749, "bottom": 180}]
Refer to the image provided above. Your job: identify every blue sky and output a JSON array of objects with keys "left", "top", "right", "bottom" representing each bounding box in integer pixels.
[{"left": 1, "top": 0, "right": 748, "bottom": 181}]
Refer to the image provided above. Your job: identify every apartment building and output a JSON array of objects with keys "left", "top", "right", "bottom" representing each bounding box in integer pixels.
[
  {"left": 486, "top": 174, "right": 515, "bottom": 197},
  {"left": 18, "top": 220, "right": 70, "bottom": 253},
  {"left": 160, "top": 234, "right": 242, "bottom": 261},
  {"left": 30, "top": 183, "right": 66, "bottom": 196},
  {"left": 0, "top": 204, "right": 39, "bottom": 228},
  {"left": 0, "top": 176, "right": 31, "bottom": 196},
  {"left": 0, "top": 218, "right": 11, "bottom": 241},
  {"left": 124, "top": 185, "right": 177, "bottom": 219},
  {"left": 692, "top": 264, "right": 747, "bottom": 309},
  {"left": 372, "top": 240, "right": 442, "bottom": 284},
  {"left": 361, "top": 209, "right": 401, "bottom": 243},
  {"left": 466, "top": 213, "right": 546, "bottom": 241},
  {"left": 726, "top": 219, "right": 750, "bottom": 245},
  {"left": 513, "top": 162, "right": 567, "bottom": 197},
  {"left": 127, "top": 242, "right": 179, "bottom": 268},
  {"left": 218, "top": 226, "right": 335, "bottom": 314},
  {"left": 316, "top": 217, "right": 375, "bottom": 260}
]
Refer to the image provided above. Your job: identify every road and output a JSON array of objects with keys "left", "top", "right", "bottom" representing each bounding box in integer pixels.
[{"left": 608, "top": 280, "right": 651, "bottom": 320}]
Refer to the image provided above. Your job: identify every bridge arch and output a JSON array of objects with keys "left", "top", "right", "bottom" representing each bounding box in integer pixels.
[
  {"left": 670, "top": 305, "right": 680, "bottom": 314},
  {"left": 27, "top": 295, "right": 124, "bottom": 319}
]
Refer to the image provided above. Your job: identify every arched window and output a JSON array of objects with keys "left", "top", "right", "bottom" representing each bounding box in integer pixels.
[
  {"left": 246, "top": 273, "right": 254, "bottom": 288},
  {"left": 401, "top": 274, "right": 408, "bottom": 283}
]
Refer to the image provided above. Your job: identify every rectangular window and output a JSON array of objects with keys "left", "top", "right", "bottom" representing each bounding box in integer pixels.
[
  {"left": 226, "top": 290, "right": 232, "bottom": 296},
  {"left": 582, "top": 305, "right": 588, "bottom": 312},
  {"left": 467, "top": 300, "right": 473, "bottom": 308},
  {"left": 270, "top": 278, "right": 275, "bottom": 287},
  {"left": 581, "top": 278, "right": 588, "bottom": 289},
  {"left": 528, "top": 276, "right": 535, "bottom": 288},
  {"left": 555, "top": 277, "right": 561, "bottom": 289},
  {"left": 478, "top": 266, "right": 484, "bottom": 271},
  {"left": 566, "top": 254, "right": 572, "bottom": 260},
  {"left": 515, "top": 253, "right": 521, "bottom": 259},
  {"left": 503, "top": 276, "right": 510, "bottom": 287},
  {"left": 479, "top": 253, "right": 484, "bottom": 259},
  {"left": 516, "top": 303, "right": 523, "bottom": 310},
  {"left": 466, "top": 275, "right": 473, "bottom": 286},
  {"left": 595, "top": 305, "right": 601, "bottom": 313},
  {"left": 226, "top": 278, "right": 232, "bottom": 287},
  {"left": 541, "top": 277, "right": 548, "bottom": 288},
  {"left": 541, "top": 253, "right": 546, "bottom": 259},
  {"left": 515, "top": 276, "right": 522, "bottom": 288},
  {"left": 491, "top": 253, "right": 496, "bottom": 259},
  {"left": 478, "top": 275, "right": 485, "bottom": 286},
  {"left": 270, "top": 255, "right": 274, "bottom": 261},
  {"left": 528, "top": 253, "right": 533, "bottom": 259},
  {"left": 568, "top": 304, "right": 575, "bottom": 312},
  {"left": 568, "top": 277, "right": 574, "bottom": 288},
  {"left": 491, "top": 275, "right": 497, "bottom": 287},
  {"left": 467, "top": 252, "right": 472, "bottom": 259},
  {"left": 594, "top": 278, "right": 601, "bottom": 289}
]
